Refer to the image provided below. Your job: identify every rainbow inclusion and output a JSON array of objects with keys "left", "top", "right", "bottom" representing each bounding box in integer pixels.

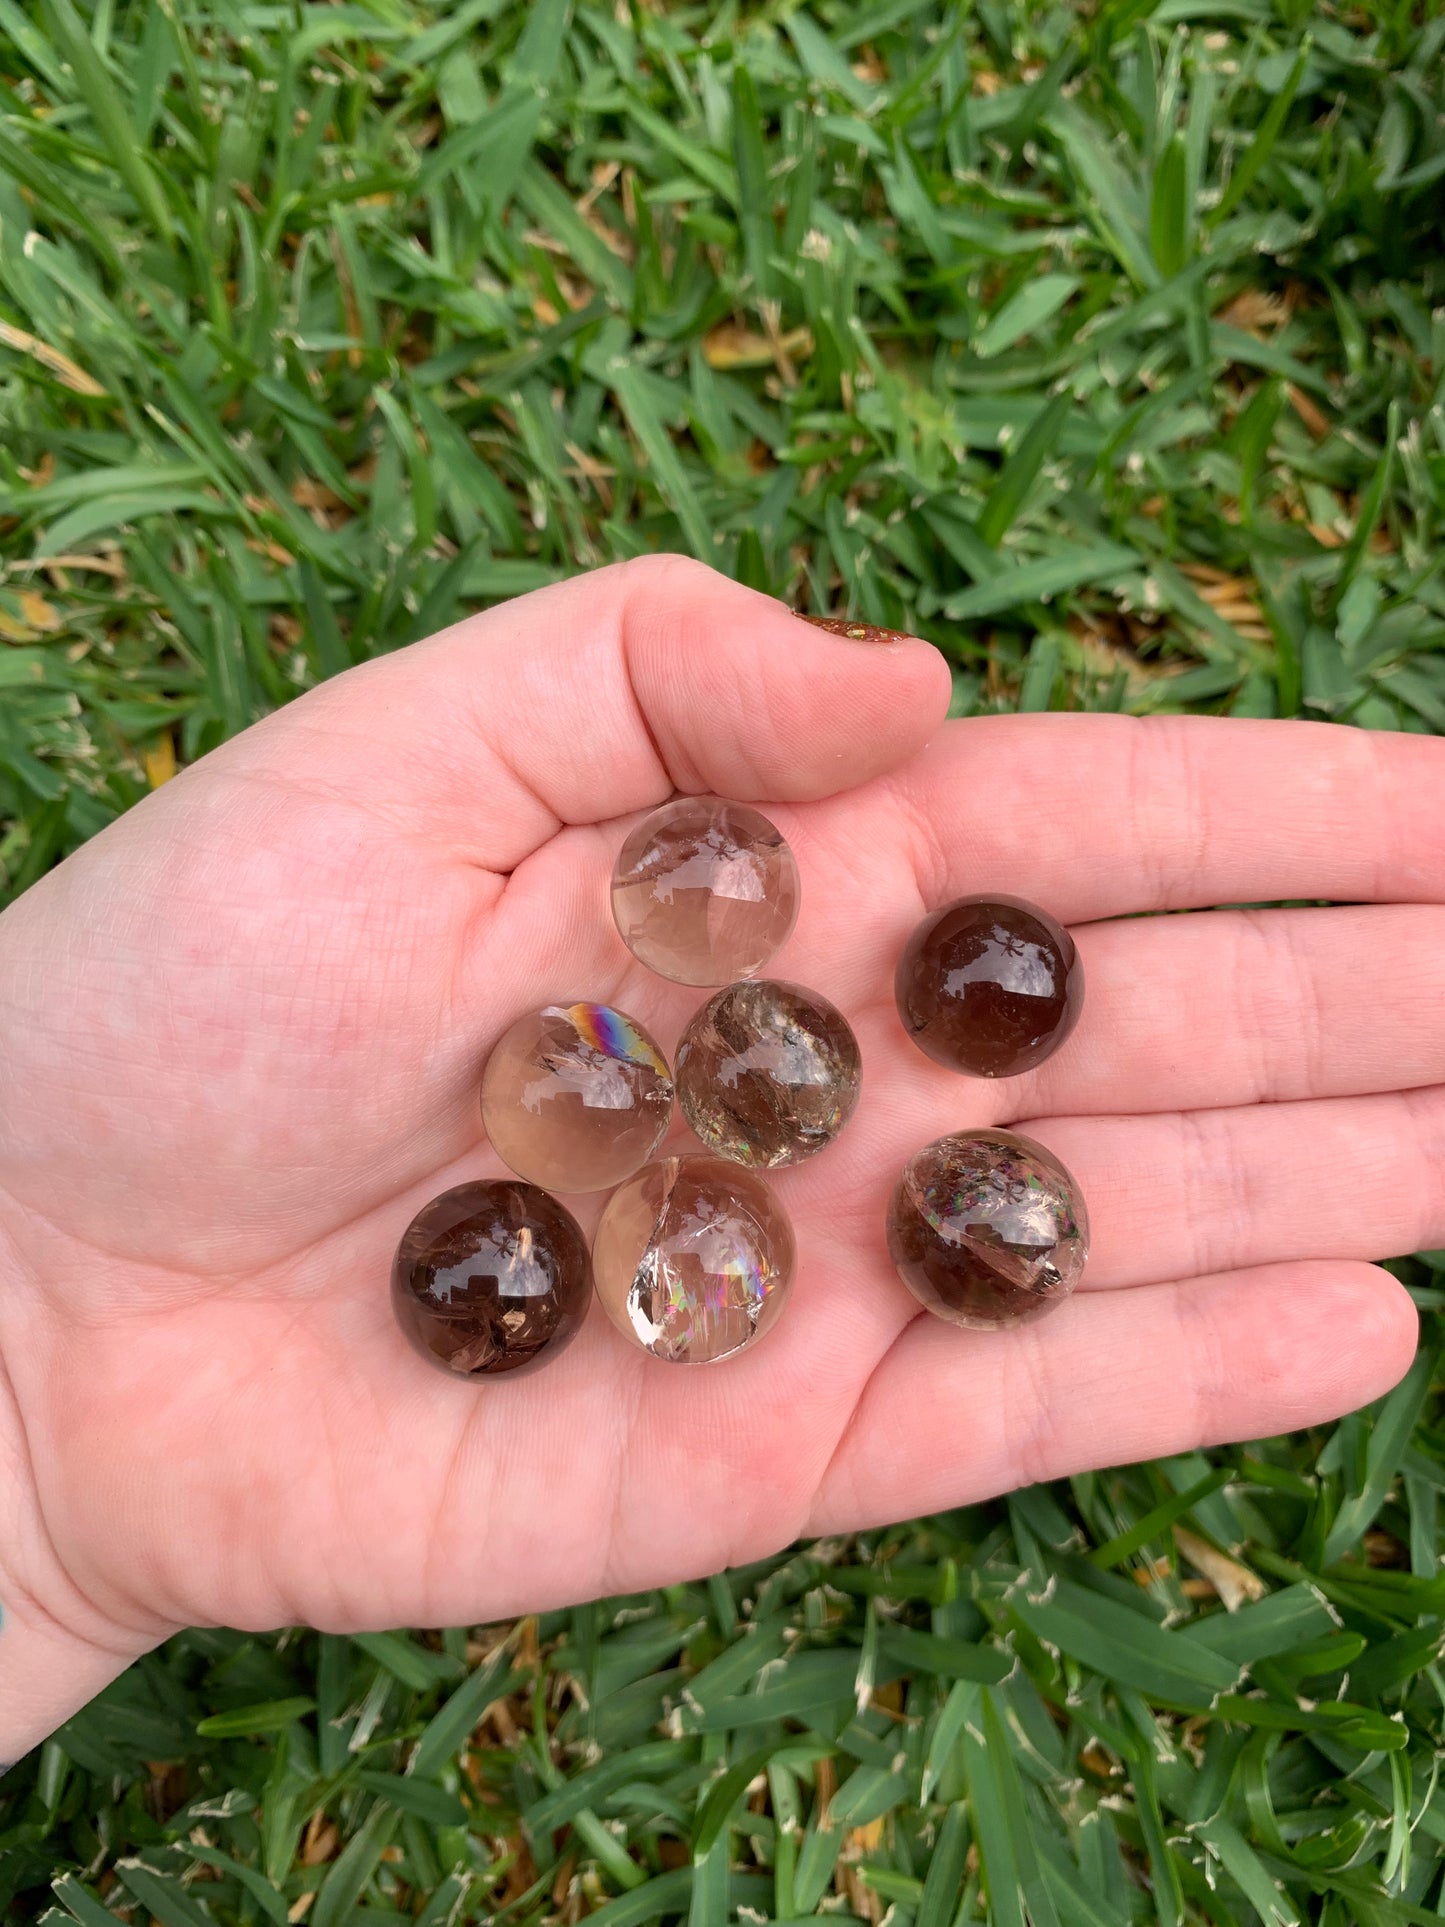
[
  {"left": 592, "top": 1154, "right": 797, "bottom": 1366},
  {"left": 482, "top": 1003, "right": 673, "bottom": 1192},
  {"left": 628, "top": 1183, "right": 782, "bottom": 1362},
  {"left": 553, "top": 1002, "right": 669, "bottom": 1074},
  {"left": 887, "top": 1129, "right": 1089, "bottom": 1330},
  {"left": 924, "top": 1156, "right": 1082, "bottom": 1263}
]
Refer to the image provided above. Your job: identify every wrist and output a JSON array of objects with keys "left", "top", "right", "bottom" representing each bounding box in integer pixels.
[
  {"left": 0, "top": 1607, "right": 150, "bottom": 1766},
  {"left": 0, "top": 1225, "right": 162, "bottom": 1760}
]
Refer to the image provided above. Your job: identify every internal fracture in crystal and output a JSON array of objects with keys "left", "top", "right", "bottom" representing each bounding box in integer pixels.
[
  {"left": 887, "top": 1130, "right": 1088, "bottom": 1330},
  {"left": 676, "top": 978, "right": 861, "bottom": 1168},
  {"left": 592, "top": 1154, "right": 796, "bottom": 1363}
]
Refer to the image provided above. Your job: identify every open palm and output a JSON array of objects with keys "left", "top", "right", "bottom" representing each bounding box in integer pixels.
[{"left": 0, "top": 556, "right": 1437, "bottom": 1747}]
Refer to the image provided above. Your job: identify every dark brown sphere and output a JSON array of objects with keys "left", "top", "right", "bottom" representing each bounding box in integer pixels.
[
  {"left": 392, "top": 1181, "right": 591, "bottom": 1379},
  {"left": 887, "top": 1130, "right": 1089, "bottom": 1330},
  {"left": 895, "top": 895, "right": 1082, "bottom": 1077}
]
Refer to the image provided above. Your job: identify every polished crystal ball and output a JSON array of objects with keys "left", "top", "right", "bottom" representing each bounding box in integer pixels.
[
  {"left": 593, "top": 1155, "right": 796, "bottom": 1363},
  {"left": 675, "top": 978, "right": 861, "bottom": 1168},
  {"left": 895, "top": 895, "right": 1082, "bottom": 1077},
  {"left": 611, "top": 796, "right": 800, "bottom": 986},
  {"left": 481, "top": 1003, "right": 672, "bottom": 1192},
  {"left": 392, "top": 1180, "right": 591, "bottom": 1378},
  {"left": 887, "top": 1130, "right": 1088, "bottom": 1330}
]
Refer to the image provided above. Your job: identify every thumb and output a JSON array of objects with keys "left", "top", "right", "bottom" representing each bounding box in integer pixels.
[{"left": 242, "top": 554, "right": 953, "bottom": 870}]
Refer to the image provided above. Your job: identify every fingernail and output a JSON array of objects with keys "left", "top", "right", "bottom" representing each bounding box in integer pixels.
[{"left": 796, "top": 612, "right": 922, "bottom": 646}]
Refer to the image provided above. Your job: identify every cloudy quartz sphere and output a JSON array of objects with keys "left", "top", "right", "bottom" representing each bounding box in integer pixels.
[
  {"left": 593, "top": 1155, "right": 796, "bottom": 1364},
  {"left": 676, "top": 979, "right": 861, "bottom": 1168},
  {"left": 895, "top": 895, "right": 1083, "bottom": 1077},
  {"left": 481, "top": 1004, "right": 672, "bottom": 1192},
  {"left": 887, "top": 1130, "right": 1088, "bottom": 1330},
  {"left": 392, "top": 1180, "right": 592, "bottom": 1379},
  {"left": 611, "top": 797, "right": 800, "bottom": 987}
]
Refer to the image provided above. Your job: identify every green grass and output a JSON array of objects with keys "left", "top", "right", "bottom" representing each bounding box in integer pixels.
[{"left": 2, "top": 0, "right": 1445, "bottom": 1919}]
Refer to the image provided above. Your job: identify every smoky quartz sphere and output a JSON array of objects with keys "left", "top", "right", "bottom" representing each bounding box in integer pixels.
[
  {"left": 676, "top": 979, "right": 861, "bottom": 1168},
  {"left": 611, "top": 796, "right": 800, "bottom": 986},
  {"left": 481, "top": 1003, "right": 673, "bottom": 1192},
  {"left": 896, "top": 895, "right": 1083, "bottom": 1078},
  {"left": 593, "top": 1155, "right": 796, "bottom": 1364},
  {"left": 887, "top": 1130, "right": 1088, "bottom": 1331},
  {"left": 393, "top": 1180, "right": 592, "bottom": 1378}
]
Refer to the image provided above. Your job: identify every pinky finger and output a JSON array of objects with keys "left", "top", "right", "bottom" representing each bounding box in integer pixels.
[{"left": 809, "top": 1261, "right": 1419, "bottom": 1532}]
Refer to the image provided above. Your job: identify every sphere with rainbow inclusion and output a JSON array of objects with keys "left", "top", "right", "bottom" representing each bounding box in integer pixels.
[
  {"left": 481, "top": 1003, "right": 672, "bottom": 1193},
  {"left": 592, "top": 1154, "right": 796, "bottom": 1364},
  {"left": 887, "top": 1130, "right": 1089, "bottom": 1330},
  {"left": 392, "top": 1180, "right": 591, "bottom": 1379},
  {"left": 611, "top": 796, "right": 800, "bottom": 987}
]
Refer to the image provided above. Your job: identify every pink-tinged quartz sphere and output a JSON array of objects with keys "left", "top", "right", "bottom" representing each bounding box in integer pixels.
[
  {"left": 592, "top": 1155, "right": 796, "bottom": 1364},
  {"left": 887, "top": 1130, "right": 1089, "bottom": 1330},
  {"left": 610, "top": 797, "right": 800, "bottom": 986},
  {"left": 481, "top": 1003, "right": 673, "bottom": 1193}
]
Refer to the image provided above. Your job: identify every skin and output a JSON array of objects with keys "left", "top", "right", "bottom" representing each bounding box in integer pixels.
[{"left": 0, "top": 554, "right": 1437, "bottom": 1753}]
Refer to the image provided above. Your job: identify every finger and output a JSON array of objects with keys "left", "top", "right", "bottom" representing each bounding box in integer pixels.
[
  {"left": 812, "top": 1261, "right": 1418, "bottom": 1529},
  {"left": 897, "top": 713, "right": 1445, "bottom": 920},
  {"left": 253, "top": 555, "right": 952, "bottom": 871},
  {"left": 1009, "top": 903, "right": 1445, "bottom": 1120},
  {"left": 776, "top": 1032, "right": 1444, "bottom": 1293},
  {"left": 1033, "top": 1086, "right": 1445, "bottom": 1289}
]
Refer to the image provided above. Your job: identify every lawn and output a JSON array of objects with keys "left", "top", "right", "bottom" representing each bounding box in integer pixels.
[{"left": 2, "top": 0, "right": 1445, "bottom": 1921}]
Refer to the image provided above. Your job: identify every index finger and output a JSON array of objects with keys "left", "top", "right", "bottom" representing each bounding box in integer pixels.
[{"left": 897, "top": 714, "right": 1445, "bottom": 921}]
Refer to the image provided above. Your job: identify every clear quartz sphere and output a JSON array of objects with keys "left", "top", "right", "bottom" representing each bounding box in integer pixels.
[
  {"left": 481, "top": 1004, "right": 672, "bottom": 1192},
  {"left": 610, "top": 796, "right": 800, "bottom": 986},
  {"left": 887, "top": 1129, "right": 1088, "bottom": 1330},
  {"left": 592, "top": 1154, "right": 796, "bottom": 1363},
  {"left": 675, "top": 979, "right": 861, "bottom": 1168}
]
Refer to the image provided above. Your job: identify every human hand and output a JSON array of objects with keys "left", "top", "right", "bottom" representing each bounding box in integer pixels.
[{"left": 0, "top": 556, "right": 1434, "bottom": 1753}]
